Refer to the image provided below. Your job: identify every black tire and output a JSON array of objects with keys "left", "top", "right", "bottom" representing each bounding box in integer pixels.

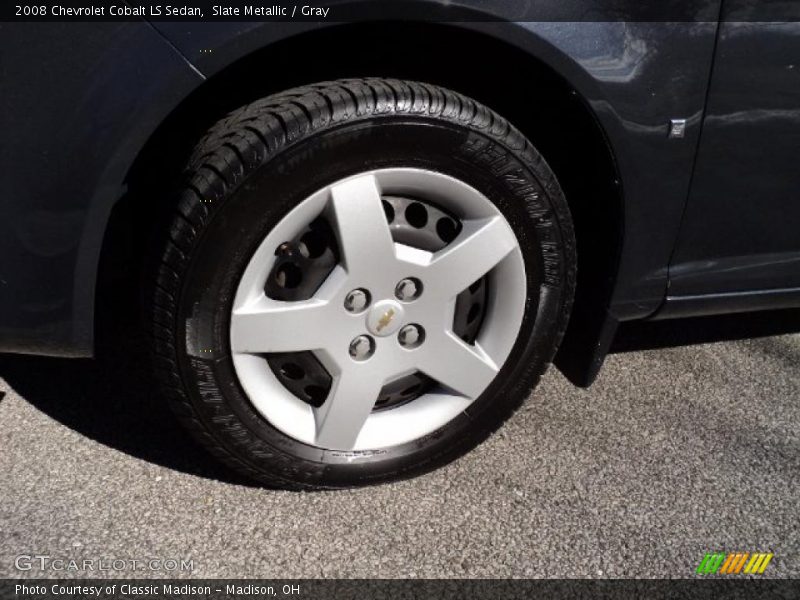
[{"left": 148, "top": 78, "right": 576, "bottom": 489}]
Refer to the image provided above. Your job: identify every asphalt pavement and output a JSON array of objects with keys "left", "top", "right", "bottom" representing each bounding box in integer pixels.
[{"left": 0, "top": 319, "right": 798, "bottom": 579}]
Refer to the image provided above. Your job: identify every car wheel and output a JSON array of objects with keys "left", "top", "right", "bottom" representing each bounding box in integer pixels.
[{"left": 149, "top": 78, "right": 576, "bottom": 489}]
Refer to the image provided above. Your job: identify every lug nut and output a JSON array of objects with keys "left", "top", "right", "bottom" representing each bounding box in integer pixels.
[
  {"left": 344, "top": 289, "right": 370, "bottom": 313},
  {"left": 349, "top": 335, "right": 375, "bottom": 361},
  {"left": 395, "top": 278, "right": 422, "bottom": 302},
  {"left": 398, "top": 324, "right": 424, "bottom": 349}
]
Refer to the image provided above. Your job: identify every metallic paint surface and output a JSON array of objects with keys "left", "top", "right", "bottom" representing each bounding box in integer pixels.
[
  {"left": 0, "top": 23, "right": 203, "bottom": 356},
  {"left": 152, "top": 15, "right": 720, "bottom": 320},
  {"left": 668, "top": 17, "right": 800, "bottom": 297},
  {"left": 8, "top": 1, "right": 799, "bottom": 364}
]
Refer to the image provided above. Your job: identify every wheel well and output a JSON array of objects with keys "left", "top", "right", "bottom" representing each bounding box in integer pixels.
[{"left": 101, "top": 22, "right": 623, "bottom": 385}]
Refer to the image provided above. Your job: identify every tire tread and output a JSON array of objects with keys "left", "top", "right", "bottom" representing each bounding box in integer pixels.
[{"left": 148, "top": 78, "right": 576, "bottom": 489}]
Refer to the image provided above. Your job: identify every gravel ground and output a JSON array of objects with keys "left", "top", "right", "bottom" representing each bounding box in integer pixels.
[{"left": 0, "top": 325, "right": 798, "bottom": 579}]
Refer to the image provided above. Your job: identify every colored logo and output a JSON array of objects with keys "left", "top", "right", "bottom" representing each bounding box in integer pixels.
[
  {"left": 696, "top": 552, "right": 774, "bottom": 575},
  {"left": 366, "top": 300, "right": 405, "bottom": 337},
  {"left": 376, "top": 308, "right": 396, "bottom": 333}
]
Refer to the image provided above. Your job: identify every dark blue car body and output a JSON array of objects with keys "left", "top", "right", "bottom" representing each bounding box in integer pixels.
[{"left": 1, "top": 0, "right": 799, "bottom": 385}]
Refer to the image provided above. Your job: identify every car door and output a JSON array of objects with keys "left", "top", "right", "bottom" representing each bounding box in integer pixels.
[{"left": 667, "top": 3, "right": 800, "bottom": 307}]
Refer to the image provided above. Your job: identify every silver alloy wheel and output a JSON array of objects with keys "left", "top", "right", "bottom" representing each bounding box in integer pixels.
[{"left": 230, "top": 168, "right": 526, "bottom": 451}]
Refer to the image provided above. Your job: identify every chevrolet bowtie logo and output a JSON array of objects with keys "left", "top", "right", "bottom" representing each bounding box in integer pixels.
[{"left": 376, "top": 308, "right": 396, "bottom": 332}]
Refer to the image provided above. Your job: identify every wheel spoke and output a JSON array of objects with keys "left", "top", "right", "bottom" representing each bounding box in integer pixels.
[
  {"left": 329, "top": 173, "right": 396, "bottom": 278},
  {"left": 314, "top": 367, "right": 385, "bottom": 450},
  {"left": 229, "top": 167, "right": 528, "bottom": 452},
  {"left": 230, "top": 297, "right": 332, "bottom": 354},
  {"left": 424, "top": 216, "right": 517, "bottom": 299},
  {"left": 418, "top": 332, "right": 499, "bottom": 399}
]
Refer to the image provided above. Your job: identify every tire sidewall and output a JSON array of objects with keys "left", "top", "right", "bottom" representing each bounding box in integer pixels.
[{"left": 176, "top": 117, "right": 569, "bottom": 487}]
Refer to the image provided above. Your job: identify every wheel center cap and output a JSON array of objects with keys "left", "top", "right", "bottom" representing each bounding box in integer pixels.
[{"left": 366, "top": 299, "right": 405, "bottom": 337}]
